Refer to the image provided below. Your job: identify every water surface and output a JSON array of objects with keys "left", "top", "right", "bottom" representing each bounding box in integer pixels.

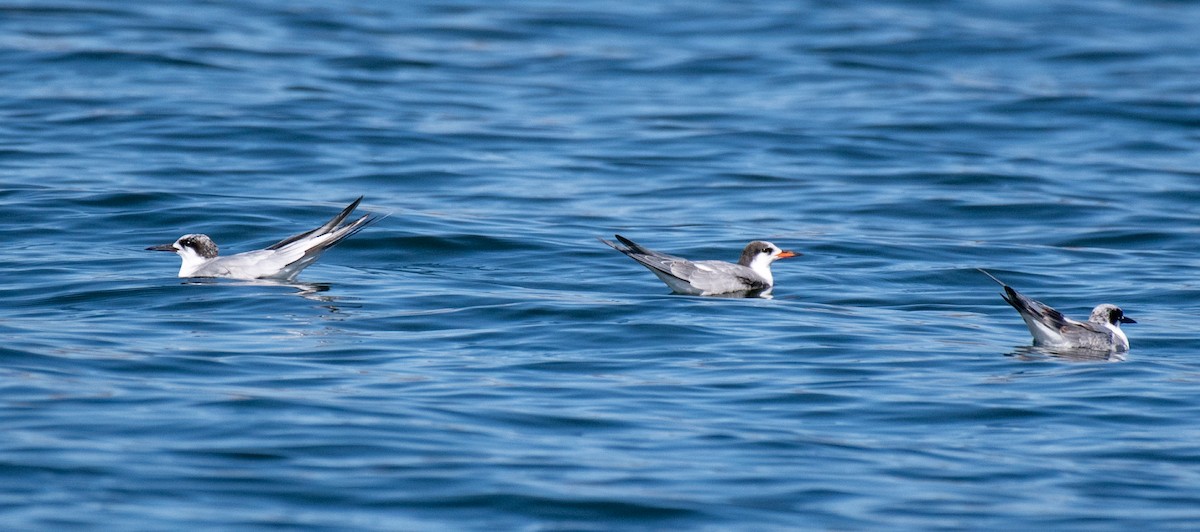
[{"left": 3, "top": 0, "right": 1200, "bottom": 529}]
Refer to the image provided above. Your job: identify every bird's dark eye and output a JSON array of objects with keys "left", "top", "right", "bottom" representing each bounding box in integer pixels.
[{"left": 762, "top": 247, "right": 773, "bottom": 254}]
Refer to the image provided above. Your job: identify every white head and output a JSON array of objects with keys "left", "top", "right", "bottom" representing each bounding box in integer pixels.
[
  {"left": 147, "top": 234, "right": 219, "bottom": 276},
  {"left": 1090, "top": 304, "right": 1136, "bottom": 349},
  {"left": 737, "top": 240, "right": 799, "bottom": 285}
]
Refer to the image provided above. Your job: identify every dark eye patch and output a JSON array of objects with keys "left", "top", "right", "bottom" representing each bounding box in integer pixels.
[{"left": 177, "top": 235, "right": 218, "bottom": 258}]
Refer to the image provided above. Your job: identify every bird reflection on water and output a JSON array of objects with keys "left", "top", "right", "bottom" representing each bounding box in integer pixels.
[
  {"left": 181, "top": 278, "right": 337, "bottom": 303},
  {"left": 1006, "top": 345, "right": 1126, "bottom": 363}
]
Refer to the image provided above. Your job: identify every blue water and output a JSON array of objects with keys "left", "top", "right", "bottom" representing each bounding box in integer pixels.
[{"left": 4, "top": 0, "right": 1200, "bottom": 529}]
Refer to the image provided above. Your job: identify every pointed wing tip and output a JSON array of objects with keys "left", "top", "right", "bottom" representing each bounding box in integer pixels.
[
  {"left": 260, "top": 197, "right": 372, "bottom": 252},
  {"left": 316, "top": 196, "right": 366, "bottom": 233},
  {"left": 614, "top": 234, "right": 637, "bottom": 247},
  {"left": 341, "top": 196, "right": 364, "bottom": 217},
  {"left": 613, "top": 234, "right": 662, "bottom": 257}
]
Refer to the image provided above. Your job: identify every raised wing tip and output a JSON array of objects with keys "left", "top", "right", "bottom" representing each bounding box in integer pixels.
[
  {"left": 265, "top": 197, "right": 373, "bottom": 251},
  {"left": 341, "top": 196, "right": 364, "bottom": 217}
]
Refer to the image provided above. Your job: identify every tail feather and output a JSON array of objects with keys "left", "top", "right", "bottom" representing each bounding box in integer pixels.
[
  {"left": 976, "top": 268, "right": 1007, "bottom": 288},
  {"left": 317, "top": 213, "right": 376, "bottom": 251},
  {"left": 597, "top": 236, "right": 625, "bottom": 254}
]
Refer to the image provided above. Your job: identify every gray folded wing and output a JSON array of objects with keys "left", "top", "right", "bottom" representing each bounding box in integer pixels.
[
  {"left": 600, "top": 235, "right": 765, "bottom": 295},
  {"left": 206, "top": 198, "right": 376, "bottom": 280},
  {"left": 1002, "top": 284, "right": 1115, "bottom": 349}
]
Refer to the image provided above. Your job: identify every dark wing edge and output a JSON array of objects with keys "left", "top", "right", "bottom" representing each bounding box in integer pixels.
[
  {"left": 315, "top": 212, "right": 377, "bottom": 251},
  {"left": 267, "top": 196, "right": 365, "bottom": 251},
  {"left": 614, "top": 234, "right": 654, "bottom": 256},
  {"left": 734, "top": 275, "right": 769, "bottom": 292},
  {"left": 599, "top": 234, "right": 689, "bottom": 281},
  {"left": 977, "top": 269, "right": 1072, "bottom": 331},
  {"left": 275, "top": 213, "right": 379, "bottom": 278}
]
